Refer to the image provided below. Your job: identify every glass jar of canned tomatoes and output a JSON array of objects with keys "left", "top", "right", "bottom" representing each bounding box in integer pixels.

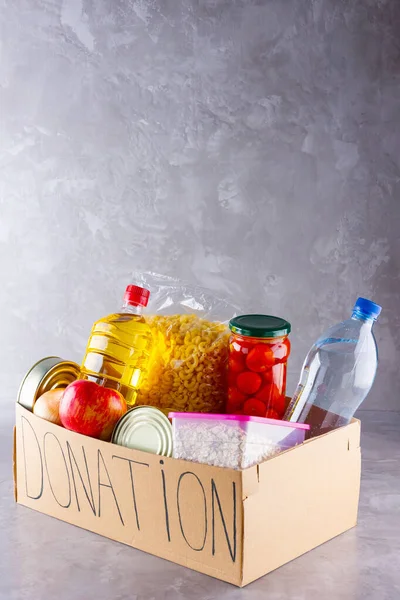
[{"left": 227, "top": 314, "right": 291, "bottom": 419}]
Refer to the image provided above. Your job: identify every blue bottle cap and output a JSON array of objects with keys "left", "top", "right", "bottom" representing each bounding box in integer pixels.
[{"left": 353, "top": 297, "right": 382, "bottom": 320}]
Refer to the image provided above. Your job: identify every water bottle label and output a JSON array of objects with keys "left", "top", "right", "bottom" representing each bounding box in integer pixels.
[{"left": 317, "top": 337, "right": 358, "bottom": 347}]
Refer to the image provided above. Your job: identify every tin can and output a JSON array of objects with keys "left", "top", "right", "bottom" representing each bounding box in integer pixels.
[
  {"left": 17, "top": 356, "right": 80, "bottom": 411},
  {"left": 111, "top": 405, "right": 173, "bottom": 457}
]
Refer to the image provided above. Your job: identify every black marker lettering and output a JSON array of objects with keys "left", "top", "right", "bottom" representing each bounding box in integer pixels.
[
  {"left": 21, "top": 416, "right": 43, "bottom": 500},
  {"left": 67, "top": 442, "right": 96, "bottom": 515},
  {"left": 177, "top": 472, "right": 207, "bottom": 551},
  {"left": 112, "top": 455, "right": 149, "bottom": 530},
  {"left": 211, "top": 479, "right": 237, "bottom": 563},
  {"left": 97, "top": 449, "right": 124, "bottom": 525},
  {"left": 43, "top": 432, "right": 71, "bottom": 508},
  {"left": 160, "top": 459, "right": 170, "bottom": 542}
]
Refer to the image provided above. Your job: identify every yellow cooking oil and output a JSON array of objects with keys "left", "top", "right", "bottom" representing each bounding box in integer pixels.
[{"left": 79, "top": 285, "right": 153, "bottom": 406}]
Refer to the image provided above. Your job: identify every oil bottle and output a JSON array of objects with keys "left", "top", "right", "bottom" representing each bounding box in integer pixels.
[{"left": 79, "top": 285, "right": 153, "bottom": 406}]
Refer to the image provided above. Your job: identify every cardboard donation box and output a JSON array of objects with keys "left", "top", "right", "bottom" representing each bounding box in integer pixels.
[{"left": 14, "top": 403, "right": 361, "bottom": 587}]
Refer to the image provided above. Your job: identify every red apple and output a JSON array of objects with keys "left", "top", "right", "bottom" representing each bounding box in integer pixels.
[{"left": 59, "top": 380, "right": 127, "bottom": 441}]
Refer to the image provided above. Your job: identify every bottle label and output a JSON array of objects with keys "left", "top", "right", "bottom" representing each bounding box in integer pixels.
[{"left": 317, "top": 337, "right": 358, "bottom": 346}]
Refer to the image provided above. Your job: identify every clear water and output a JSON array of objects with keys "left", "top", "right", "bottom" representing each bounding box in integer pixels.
[{"left": 285, "top": 314, "right": 378, "bottom": 436}]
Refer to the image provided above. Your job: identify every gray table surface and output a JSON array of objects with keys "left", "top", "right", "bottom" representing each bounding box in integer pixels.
[{"left": 1, "top": 407, "right": 399, "bottom": 600}]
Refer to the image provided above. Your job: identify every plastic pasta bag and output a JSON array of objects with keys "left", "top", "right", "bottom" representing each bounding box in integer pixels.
[{"left": 133, "top": 272, "right": 240, "bottom": 414}]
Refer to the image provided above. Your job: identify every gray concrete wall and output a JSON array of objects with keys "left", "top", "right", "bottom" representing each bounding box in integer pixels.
[{"left": 1, "top": 0, "right": 399, "bottom": 409}]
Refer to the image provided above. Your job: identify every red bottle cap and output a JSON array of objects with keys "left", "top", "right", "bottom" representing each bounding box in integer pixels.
[{"left": 123, "top": 285, "right": 150, "bottom": 307}]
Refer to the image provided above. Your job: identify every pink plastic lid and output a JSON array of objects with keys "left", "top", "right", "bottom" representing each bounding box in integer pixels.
[{"left": 168, "top": 412, "right": 310, "bottom": 430}]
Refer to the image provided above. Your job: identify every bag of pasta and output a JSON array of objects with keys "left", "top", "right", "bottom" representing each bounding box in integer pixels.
[{"left": 134, "top": 272, "right": 240, "bottom": 414}]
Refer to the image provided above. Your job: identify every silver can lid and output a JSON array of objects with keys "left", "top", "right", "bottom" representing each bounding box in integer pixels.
[
  {"left": 17, "top": 356, "right": 80, "bottom": 411},
  {"left": 111, "top": 406, "right": 173, "bottom": 457}
]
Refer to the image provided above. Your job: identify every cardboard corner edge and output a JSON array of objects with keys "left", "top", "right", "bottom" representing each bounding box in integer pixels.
[
  {"left": 13, "top": 425, "right": 17, "bottom": 502},
  {"left": 350, "top": 417, "right": 361, "bottom": 448}
]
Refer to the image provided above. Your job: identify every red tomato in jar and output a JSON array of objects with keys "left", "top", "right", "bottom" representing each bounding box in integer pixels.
[
  {"left": 226, "top": 400, "right": 242, "bottom": 414},
  {"left": 236, "top": 371, "right": 262, "bottom": 395},
  {"left": 228, "top": 387, "right": 246, "bottom": 403},
  {"left": 243, "top": 398, "right": 266, "bottom": 417},
  {"left": 256, "top": 383, "right": 280, "bottom": 406},
  {"left": 255, "top": 384, "right": 273, "bottom": 405},
  {"left": 229, "top": 354, "right": 245, "bottom": 374},
  {"left": 270, "top": 340, "right": 290, "bottom": 363},
  {"left": 265, "top": 408, "right": 280, "bottom": 420},
  {"left": 226, "top": 387, "right": 246, "bottom": 412},
  {"left": 246, "top": 344, "right": 275, "bottom": 372},
  {"left": 231, "top": 339, "right": 252, "bottom": 355},
  {"left": 263, "top": 369, "right": 273, "bottom": 384},
  {"left": 228, "top": 371, "right": 237, "bottom": 387},
  {"left": 271, "top": 393, "right": 286, "bottom": 417},
  {"left": 231, "top": 341, "right": 243, "bottom": 353}
]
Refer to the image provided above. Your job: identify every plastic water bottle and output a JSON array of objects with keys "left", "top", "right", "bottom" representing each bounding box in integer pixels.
[{"left": 284, "top": 298, "right": 381, "bottom": 436}]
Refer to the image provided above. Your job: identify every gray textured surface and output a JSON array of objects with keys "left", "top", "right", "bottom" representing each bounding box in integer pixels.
[
  {"left": 1, "top": 407, "right": 400, "bottom": 599},
  {"left": 1, "top": 0, "right": 400, "bottom": 408}
]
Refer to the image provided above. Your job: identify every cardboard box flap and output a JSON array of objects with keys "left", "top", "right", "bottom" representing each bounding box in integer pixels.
[
  {"left": 301, "top": 417, "right": 361, "bottom": 450},
  {"left": 241, "top": 418, "right": 361, "bottom": 496}
]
